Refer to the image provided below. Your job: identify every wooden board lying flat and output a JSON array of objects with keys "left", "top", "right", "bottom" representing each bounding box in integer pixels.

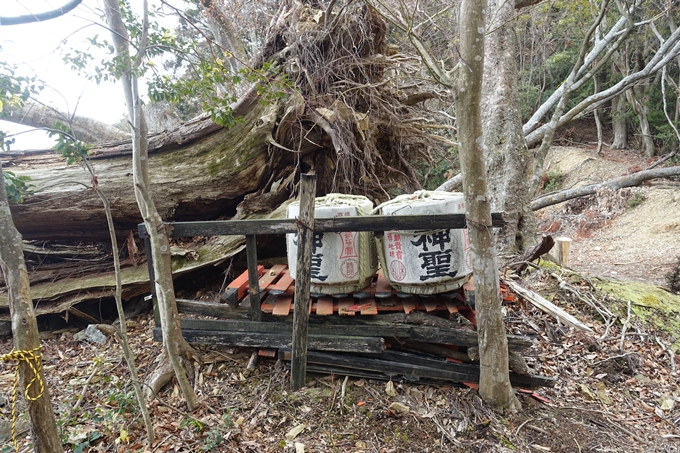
[
  {"left": 272, "top": 295, "right": 293, "bottom": 316},
  {"left": 154, "top": 327, "right": 385, "bottom": 354},
  {"left": 223, "top": 265, "right": 265, "bottom": 305},
  {"left": 269, "top": 268, "right": 295, "bottom": 295},
  {"left": 258, "top": 264, "right": 287, "bottom": 290},
  {"left": 178, "top": 318, "right": 534, "bottom": 352},
  {"left": 337, "top": 297, "right": 355, "bottom": 316},
  {"left": 315, "top": 297, "right": 334, "bottom": 316},
  {"left": 277, "top": 349, "right": 556, "bottom": 389}
]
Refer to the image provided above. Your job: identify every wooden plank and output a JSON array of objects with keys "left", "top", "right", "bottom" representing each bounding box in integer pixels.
[
  {"left": 272, "top": 295, "right": 293, "bottom": 316},
  {"left": 154, "top": 327, "right": 386, "bottom": 353},
  {"left": 278, "top": 349, "right": 556, "bottom": 389},
  {"left": 246, "top": 235, "right": 262, "bottom": 321},
  {"left": 360, "top": 299, "right": 378, "bottom": 316},
  {"left": 375, "top": 297, "right": 402, "bottom": 312},
  {"left": 337, "top": 297, "right": 355, "bottom": 316},
  {"left": 258, "top": 264, "right": 287, "bottom": 290},
  {"left": 401, "top": 297, "right": 417, "bottom": 314},
  {"left": 375, "top": 271, "right": 393, "bottom": 298},
  {"left": 315, "top": 296, "right": 334, "bottom": 316},
  {"left": 176, "top": 299, "right": 250, "bottom": 318},
  {"left": 269, "top": 268, "right": 294, "bottom": 295},
  {"left": 421, "top": 298, "right": 438, "bottom": 312},
  {"left": 223, "top": 265, "right": 265, "bottom": 306},
  {"left": 260, "top": 293, "right": 276, "bottom": 313},
  {"left": 163, "top": 213, "right": 505, "bottom": 237},
  {"left": 445, "top": 300, "right": 459, "bottom": 314},
  {"left": 176, "top": 318, "right": 534, "bottom": 351},
  {"left": 291, "top": 173, "right": 316, "bottom": 390}
]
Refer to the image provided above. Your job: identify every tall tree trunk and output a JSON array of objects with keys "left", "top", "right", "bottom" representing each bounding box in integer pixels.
[
  {"left": 626, "top": 85, "right": 656, "bottom": 157},
  {"left": 458, "top": 0, "right": 521, "bottom": 413},
  {"left": 481, "top": 0, "right": 536, "bottom": 253},
  {"left": 0, "top": 166, "right": 63, "bottom": 453},
  {"left": 611, "top": 93, "right": 628, "bottom": 149},
  {"left": 103, "top": 0, "right": 199, "bottom": 410}
]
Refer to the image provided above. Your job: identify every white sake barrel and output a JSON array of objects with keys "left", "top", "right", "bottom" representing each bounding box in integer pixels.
[
  {"left": 287, "top": 194, "right": 378, "bottom": 294},
  {"left": 375, "top": 191, "right": 472, "bottom": 294}
]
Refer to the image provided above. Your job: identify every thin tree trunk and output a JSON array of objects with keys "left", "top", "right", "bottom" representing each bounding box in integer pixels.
[
  {"left": 458, "top": 0, "right": 520, "bottom": 413},
  {"left": 103, "top": 0, "right": 199, "bottom": 410},
  {"left": 0, "top": 166, "right": 64, "bottom": 453}
]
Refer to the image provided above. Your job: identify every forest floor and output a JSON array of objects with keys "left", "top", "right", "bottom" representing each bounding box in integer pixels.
[{"left": 1, "top": 145, "right": 679, "bottom": 453}]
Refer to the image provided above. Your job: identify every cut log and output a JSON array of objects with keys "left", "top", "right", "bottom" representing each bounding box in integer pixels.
[{"left": 553, "top": 237, "right": 572, "bottom": 267}]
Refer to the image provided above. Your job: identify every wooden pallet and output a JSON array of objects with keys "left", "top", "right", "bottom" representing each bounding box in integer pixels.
[{"left": 223, "top": 266, "right": 477, "bottom": 324}]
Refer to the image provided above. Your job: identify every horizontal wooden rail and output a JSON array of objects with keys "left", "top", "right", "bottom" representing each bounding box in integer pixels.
[{"left": 138, "top": 213, "right": 505, "bottom": 238}]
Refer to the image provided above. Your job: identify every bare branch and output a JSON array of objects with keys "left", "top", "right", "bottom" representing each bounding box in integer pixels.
[{"left": 0, "top": 0, "right": 82, "bottom": 25}]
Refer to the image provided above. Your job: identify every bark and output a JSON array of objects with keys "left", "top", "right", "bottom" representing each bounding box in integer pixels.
[
  {"left": 530, "top": 166, "right": 680, "bottom": 211},
  {"left": 611, "top": 93, "right": 628, "bottom": 149},
  {"left": 4, "top": 99, "right": 284, "bottom": 241},
  {"left": 625, "top": 47, "right": 658, "bottom": 157},
  {"left": 481, "top": 0, "right": 536, "bottom": 253},
  {"left": 0, "top": 166, "right": 63, "bottom": 452},
  {"left": 458, "top": 0, "right": 521, "bottom": 413},
  {"left": 2, "top": 100, "right": 128, "bottom": 144},
  {"left": 103, "top": 0, "right": 198, "bottom": 410}
]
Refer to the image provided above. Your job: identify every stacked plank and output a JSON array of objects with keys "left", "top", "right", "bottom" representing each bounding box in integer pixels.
[{"left": 162, "top": 265, "right": 555, "bottom": 389}]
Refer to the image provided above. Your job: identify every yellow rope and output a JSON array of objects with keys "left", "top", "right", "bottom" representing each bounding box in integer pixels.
[{"left": 0, "top": 347, "right": 45, "bottom": 453}]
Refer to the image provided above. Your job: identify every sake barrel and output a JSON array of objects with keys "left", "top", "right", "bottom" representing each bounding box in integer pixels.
[
  {"left": 375, "top": 191, "right": 472, "bottom": 294},
  {"left": 287, "top": 194, "right": 378, "bottom": 295}
]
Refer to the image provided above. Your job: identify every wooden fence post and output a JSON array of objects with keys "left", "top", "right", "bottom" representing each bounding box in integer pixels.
[
  {"left": 246, "top": 235, "right": 262, "bottom": 322},
  {"left": 291, "top": 173, "right": 316, "bottom": 390}
]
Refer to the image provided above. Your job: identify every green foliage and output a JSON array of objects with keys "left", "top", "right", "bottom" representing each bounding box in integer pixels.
[
  {"left": 48, "top": 121, "right": 92, "bottom": 164},
  {"left": 0, "top": 57, "right": 42, "bottom": 117},
  {"left": 543, "top": 167, "right": 563, "bottom": 192},
  {"left": 180, "top": 416, "right": 205, "bottom": 433},
  {"left": 72, "top": 430, "right": 103, "bottom": 453},
  {"left": 626, "top": 192, "right": 645, "bottom": 208},
  {"left": 3, "top": 170, "right": 33, "bottom": 203},
  {"left": 60, "top": 2, "right": 294, "bottom": 129},
  {"left": 201, "top": 412, "right": 233, "bottom": 451}
]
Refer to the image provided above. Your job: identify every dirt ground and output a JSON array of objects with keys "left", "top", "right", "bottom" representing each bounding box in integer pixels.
[
  {"left": 536, "top": 146, "right": 680, "bottom": 286},
  {"left": 1, "top": 146, "right": 679, "bottom": 452}
]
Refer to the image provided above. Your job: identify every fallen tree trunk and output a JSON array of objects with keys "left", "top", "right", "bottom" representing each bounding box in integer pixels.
[
  {"left": 3, "top": 91, "right": 298, "bottom": 241},
  {"left": 531, "top": 166, "right": 680, "bottom": 211}
]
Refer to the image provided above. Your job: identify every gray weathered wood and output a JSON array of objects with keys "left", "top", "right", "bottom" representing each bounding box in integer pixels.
[
  {"left": 279, "top": 349, "right": 556, "bottom": 388},
  {"left": 246, "top": 235, "right": 261, "bottom": 321},
  {"left": 177, "top": 318, "right": 533, "bottom": 351},
  {"left": 291, "top": 174, "right": 316, "bottom": 389},
  {"left": 175, "top": 299, "right": 251, "bottom": 318},
  {"left": 152, "top": 213, "right": 505, "bottom": 237},
  {"left": 153, "top": 327, "right": 385, "bottom": 353}
]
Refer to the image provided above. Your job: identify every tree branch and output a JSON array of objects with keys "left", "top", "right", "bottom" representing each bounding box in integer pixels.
[
  {"left": 0, "top": 0, "right": 82, "bottom": 26},
  {"left": 531, "top": 166, "right": 680, "bottom": 211}
]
